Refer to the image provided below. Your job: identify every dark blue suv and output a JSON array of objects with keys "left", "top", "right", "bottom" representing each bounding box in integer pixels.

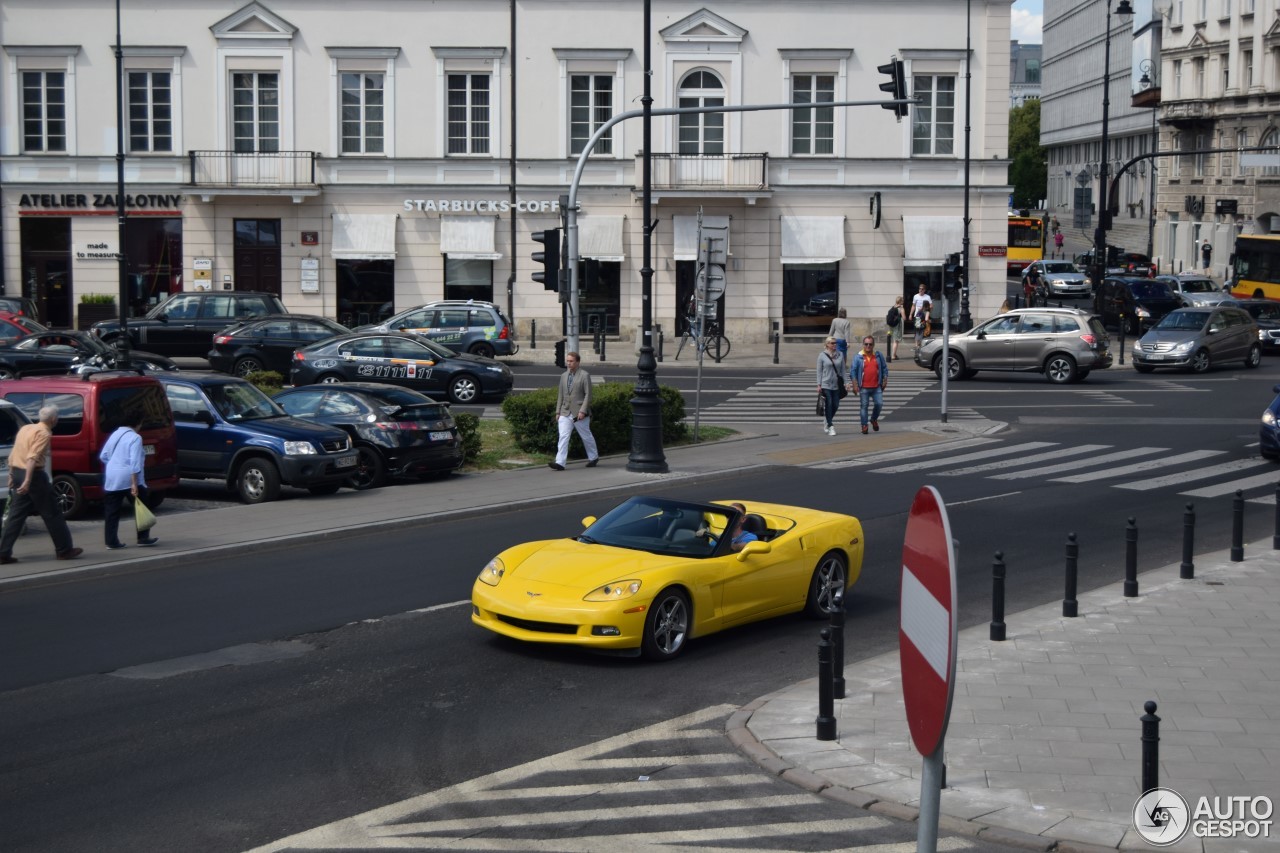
[{"left": 156, "top": 374, "right": 357, "bottom": 504}]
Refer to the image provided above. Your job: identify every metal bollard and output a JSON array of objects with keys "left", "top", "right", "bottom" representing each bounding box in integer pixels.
[
  {"left": 656, "top": 325, "right": 664, "bottom": 362},
  {"left": 1118, "top": 318, "right": 1126, "bottom": 365},
  {"left": 1063, "top": 533, "right": 1079, "bottom": 617},
  {"left": 599, "top": 329, "right": 606, "bottom": 361},
  {"left": 1140, "top": 700, "right": 1160, "bottom": 794},
  {"left": 830, "top": 591, "right": 846, "bottom": 699},
  {"left": 1273, "top": 482, "right": 1280, "bottom": 550},
  {"left": 816, "top": 628, "right": 837, "bottom": 741},
  {"left": 531, "top": 318, "right": 537, "bottom": 349},
  {"left": 773, "top": 323, "right": 781, "bottom": 365},
  {"left": 1231, "top": 489, "right": 1245, "bottom": 562},
  {"left": 990, "top": 551, "right": 1007, "bottom": 641},
  {"left": 1181, "top": 503, "right": 1196, "bottom": 579},
  {"left": 1124, "top": 517, "right": 1139, "bottom": 598}
]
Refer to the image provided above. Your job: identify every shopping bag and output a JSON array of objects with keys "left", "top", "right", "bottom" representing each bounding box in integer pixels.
[
  {"left": 815, "top": 393, "right": 826, "bottom": 418},
  {"left": 134, "top": 498, "right": 157, "bottom": 533}
]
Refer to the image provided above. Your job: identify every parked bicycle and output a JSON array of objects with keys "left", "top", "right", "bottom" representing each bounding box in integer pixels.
[{"left": 675, "top": 317, "right": 731, "bottom": 361}]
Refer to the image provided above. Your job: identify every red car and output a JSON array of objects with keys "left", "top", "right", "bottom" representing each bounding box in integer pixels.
[{"left": 0, "top": 311, "right": 47, "bottom": 343}]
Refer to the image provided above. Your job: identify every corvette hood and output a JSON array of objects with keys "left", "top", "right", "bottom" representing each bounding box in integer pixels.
[{"left": 507, "top": 539, "right": 686, "bottom": 588}]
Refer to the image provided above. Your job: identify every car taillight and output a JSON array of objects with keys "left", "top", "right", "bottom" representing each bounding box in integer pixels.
[
  {"left": 1080, "top": 333, "right": 1098, "bottom": 347},
  {"left": 214, "top": 335, "right": 233, "bottom": 345},
  {"left": 293, "top": 351, "right": 306, "bottom": 361},
  {"left": 376, "top": 421, "right": 425, "bottom": 431},
  {"left": 498, "top": 325, "right": 510, "bottom": 340}
]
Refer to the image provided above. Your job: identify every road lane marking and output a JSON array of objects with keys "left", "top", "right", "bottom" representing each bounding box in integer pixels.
[
  {"left": 990, "top": 447, "right": 1167, "bottom": 480},
  {"left": 1116, "top": 458, "right": 1273, "bottom": 491},
  {"left": 1052, "top": 450, "right": 1226, "bottom": 483},
  {"left": 935, "top": 444, "right": 1109, "bottom": 477},
  {"left": 872, "top": 442, "right": 1057, "bottom": 473}
]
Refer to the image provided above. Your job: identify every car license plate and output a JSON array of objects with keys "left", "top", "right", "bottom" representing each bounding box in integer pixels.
[
  {"left": 1146, "top": 352, "right": 1167, "bottom": 360},
  {"left": 335, "top": 455, "right": 356, "bottom": 468},
  {"left": 144, "top": 444, "right": 155, "bottom": 455},
  {"left": 429, "top": 430, "right": 453, "bottom": 441}
]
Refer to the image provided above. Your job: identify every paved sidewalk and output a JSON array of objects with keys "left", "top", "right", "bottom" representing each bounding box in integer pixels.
[{"left": 733, "top": 550, "right": 1280, "bottom": 852}]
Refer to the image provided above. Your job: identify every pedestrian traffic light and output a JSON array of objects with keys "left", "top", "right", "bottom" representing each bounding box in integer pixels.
[
  {"left": 877, "top": 59, "right": 908, "bottom": 118},
  {"left": 944, "top": 252, "right": 963, "bottom": 297},
  {"left": 532, "top": 228, "right": 560, "bottom": 292}
]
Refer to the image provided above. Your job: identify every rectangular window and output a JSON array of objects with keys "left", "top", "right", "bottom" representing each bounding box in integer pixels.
[
  {"left": 340, "top": 72, "right": 385, "bottom": 154},
  {"left": 1244, "top": 50, "right": 1254, "bottom": 87},
  {"left": 1198, "top": 0, "right": 1207, "bottom": 19},
  {"left": 1172, "top": 132, "right": 1183, "bottom": 178},
  {"left": 447, "top": 73, "right": 490, "bottom": 155},
  {"left": 791, "top": 74, "right": 835, "bottom": 155},
  {"left": 911, "top": 75, "right": 955, "bottom": 156},
  {"left": 569, "top": 74, "right": 613, "bottom": 156},
  {"left": 1221, "top": 54, "right": 1230, "bottom": 92},
  {"left": 1025, "top": 59, "right": 1041, "bottom": 84},
  {"left": 1238, "top": 128, "right": 1250, "bottom": 176},
  {"left": 1222, "top": 0, "right": 1232, "bottom": 15},
  {"left": 1173, "top": 60, "right": 1183, "bottom": 97},
  {"left": 1174, "top": 0, "right": 1184, "bottom": 24},
  {"left": 1245, "top": 0, "right": 1255, "bottom": 12},
  {"left": 21, "top": 71, "right": 66, "bottom": 153},
  {"left": 1195, "top": 133, "right": 1207, "bottom": 176},
  {"left": 444, "top": 257, "right": 493, "bottom": 301},
  {"left": 128, "top": 71, "right": 172, "bottom": 153},
  {"left": 232, "top": 72, "right": 279, "bottom": 153},
  {"left": 1194, "top": 58, "right": 1205, "bottom": 97}
]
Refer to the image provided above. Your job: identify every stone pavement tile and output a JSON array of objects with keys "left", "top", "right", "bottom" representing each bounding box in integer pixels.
[
  {"left": 1009, "top": 724, "right": 1087, "bottom": 742},
  {"left": 858, "top": 777, "right": 922, "bottom": 805},
  {"left": 1058, "top": 772, "right": 1139, "bottom": 795},
  {"left": 1188, "top": 745, "right": 1272, "bottom": 764},
  {"left": 871, "top": 747, "right": 923, "bottom": 769},
  {"left": 1206, "top": 778, "right": 1280, "bottom": 798},
  {"left": 1194, "top": 704, "right": 1272, "bottom": 720},
  {"left": 1030, "top": 686, "right": 1096, "bottom": 701},
  {"left": 985, "top": 771, "right": 1067, "bottom": 791},
  {"left": 1090, "top": 758, "right": 1161, "bottom": 777},
  {"left": 1164, "top": 761, "right": 1246, "bottom": 781},
  {"left": 1119, "top": 828, "right": 1205, "bottom": 851},
  {"left": 1119, "top": 742, "right": 1196, "bottom": 762},
  {"left": 939, "top": 788, "right": 1033, "bottom": 821},
  {"left": 946, "top": 752, "right": 1023, "bottom": 773},
  {"left": 1049, "top": 652, "right": 1111, "bottom": 665},
  {"left": 1002, "top": 697, "right": 1071, "bottom": 713},
  {"left": 821, "top": 762, "right": 912, "bottom": 790},
  {"left": 995, "top": 672, "right": 1090, "bottom": 688},
  {"left": 947, "top": 722, "right": 1017, "bottom": 740},
  {"left": 1154, "top": 689, "right": 1231, "bottom": 704},
  {"left": 1048, "top": 816, "right": 1129, "bottom": 848},
  {"left": 763, "top": 736, "right": 850, "bottom": 760},
  {"left": 1051, "top": 740, "right": 1124, "bottom": 760},
  {"left": 1039, "top": 711, "right": 1115, "bottom": 728},
  {"left": 1242, "top": 719, "right": 1280, "bottom": 735},
  {"left": 1166, "top": 716, "right": 1247, "bottom": 734},
  {"left": 1017, "top": 756, "right": 1097, "bottom": 775},
  {"left": 982, "top": 738, "right": 1054, "bottom": 757},
  {"left": 977, "top": 803, "right": 1073, "bottom": 835},
  {"left": 799, "top": 749, "right": 873, "bottom": 772},
  {"left": 953, "top": 694, "right": 1011, "bottom": 712},
  {"left": 938, "top": 736, "right": 983, "bottom": 756},
  {"left": 962, "top": 681, "right": 1034, "bottom": 698},
  {"left": 971, "top": 710, "right": 1044, "bottom": 726},
  {"left": 1026, "top": 789, "right": 1109, "bottom": 812}
]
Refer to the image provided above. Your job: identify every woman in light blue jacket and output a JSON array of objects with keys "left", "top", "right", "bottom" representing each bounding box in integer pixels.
[{"left": 816, "top": 336, "right": 848, "bottom": 436}]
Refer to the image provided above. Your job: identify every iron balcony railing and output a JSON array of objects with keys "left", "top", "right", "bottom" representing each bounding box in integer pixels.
[
  {"left": 188, "top": 150, "right": 317, "bottom": 187},
  {"left": 644, "top": 153, "right": 768, "bottom": 190}
]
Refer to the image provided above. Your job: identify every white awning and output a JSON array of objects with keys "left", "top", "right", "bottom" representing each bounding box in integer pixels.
[
  {"left": 780, "top": 215, "right": 845, "bottom": 264},
  {"left": 440, "top": 215, "right": 501, "bottom": 260},
  {"left": 903, "top": 216, "right": 964, "bottom": 265},
  {"left": 331, "top": 213, "right": 397, "bottom": 260},
  {"left": 673, "top": 215, "right": 731, "bottom": 261},
  {"left": 578, "top": 215, "right": 626, "bottom": 262}
]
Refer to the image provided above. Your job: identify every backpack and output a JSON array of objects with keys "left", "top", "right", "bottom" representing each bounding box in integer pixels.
[{"left": 886, "top": 306, "right": 900, "bottom": 327}]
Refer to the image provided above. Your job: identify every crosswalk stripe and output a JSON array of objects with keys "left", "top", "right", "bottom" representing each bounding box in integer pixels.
[
  {"left": 1181, "top": 469, "right": 1280, "bottom": 498},
  {"left": 1116, "top": 458, "right": 1274, "bottom": 491},
  {"left": 823, "top": 437, "right": 1001, "bottom": 468},
  {"left": 991, "top": 446, "right": 1168, "bottom": 480},
  {"left": 936, "top": 444, "right": 1110, "bottom": 477},
  {"left": 1052, "top": 450, "right": 1227, "bottom": 483},
  {"left": 872, "top": 441, "right": 1057, "bottom": 474}
]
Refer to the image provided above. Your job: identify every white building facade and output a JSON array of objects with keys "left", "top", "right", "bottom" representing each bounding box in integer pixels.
[{"left": 1, "top": 0, "right": 1012, "bottom": 340}]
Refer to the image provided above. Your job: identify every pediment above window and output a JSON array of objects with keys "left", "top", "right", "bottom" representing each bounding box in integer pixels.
[
  {"left": 210, "top": 2, "right": 298, "bottom": 41},
  {"left": 660, "top": 9, "right": 747, "bottom": 45}
]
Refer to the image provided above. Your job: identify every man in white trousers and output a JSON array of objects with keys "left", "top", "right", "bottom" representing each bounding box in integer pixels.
[{"left": 548, "top": 351, "right": 599, "bottom": 471}]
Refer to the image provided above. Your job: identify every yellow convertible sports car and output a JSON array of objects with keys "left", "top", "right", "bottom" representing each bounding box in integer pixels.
[{"left": 471, "top": 496, "right": 864, "bottom": 661}]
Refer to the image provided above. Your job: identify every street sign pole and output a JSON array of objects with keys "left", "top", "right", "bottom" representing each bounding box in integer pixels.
[{"left": 900, "top": 485, "right": 959, "bottom": 853}]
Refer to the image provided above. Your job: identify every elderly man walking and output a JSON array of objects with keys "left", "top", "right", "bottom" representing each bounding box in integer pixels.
[{"left": 0, "top": 405, "right": 82, "bottom": 563}]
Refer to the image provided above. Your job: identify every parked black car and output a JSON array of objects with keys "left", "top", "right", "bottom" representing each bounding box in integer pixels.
[
  {"left": 289, "top": 332, "right": 514, "bottom": 404},
  {"left": 0, "top": 330, "right": 177, "bottom": 379},
  {"left": 208, "top": 314, "right": 349, "bottom": 376},
  {"left": 1094, "top": 276, "right": 1181, "bottom": 335},
  {"left": 92, "top": 291, "right": 286, "bottom": 357},
  {"left": 273, "top": 383, "right": 463, "bottom": 489},
  {"left": 157, "top": 373, "right": 356, "bottom": 504}
]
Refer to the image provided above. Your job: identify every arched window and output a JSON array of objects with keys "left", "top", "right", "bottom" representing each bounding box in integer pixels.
[
  {"left": 677, "top": 69, "right": 724, "bottom": 155},
  {"left": 1259, "top": 127, "right": 1280, "bottom": 177}
]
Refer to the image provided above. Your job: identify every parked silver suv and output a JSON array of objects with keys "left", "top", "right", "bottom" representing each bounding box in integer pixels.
[
  {"left": 914, "top": 307, "right": 1112, "bottom": 384},
  {"left": 1132, "top": 306, "right": 1262, "bottom": 373}
]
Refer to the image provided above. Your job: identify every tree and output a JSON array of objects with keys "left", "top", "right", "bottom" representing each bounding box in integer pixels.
[{"left": 1009, "top": 100, "right": 1047, "bottom": 209}]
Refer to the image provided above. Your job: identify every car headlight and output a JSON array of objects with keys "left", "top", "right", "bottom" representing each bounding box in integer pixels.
[
  {"left": 486, "top": 364, "right": 505, "bottom": 372},
  {"left": 584, "top": 580, "right": 642, "bottom": 602},
  {"left": 1264, "top": 410, "right": 1277, "bottom": 427},
  {"left": 1135, "top": 307, "right": 1150, "bottom": 318},
  {"left": 1171, "top": 340, "right": 1194, "bottom": 354},
  {"left": 1260, "top": 330, "right": 1267, "bottom": 341},
  {"left": 283, "top": 440, "right": 317, "bottom": 455},
  {"left": 477, "top": 557, "right": 506, "bottom": 586}
]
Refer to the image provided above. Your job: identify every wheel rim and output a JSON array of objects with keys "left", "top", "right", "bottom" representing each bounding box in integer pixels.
[
  {"left": 0, "top": 369, "right": 15, "bottom": 380},
  {"left": 319, "top": 374, "right": 343, "bottom": 385},
  {"left": 451, "top": 376, "right": 478, "bottom": 403},
  {"left": 471, "top": 343, "right": 495, "bottom": 359},
  {"left": 814, "top": 555, "right": 847, "bottom": 613},
  {"left": 1047, "top": 357, "right": 1072, "bottom": 382},
  {"left": 1192, "top": 350, "right": 1210, "bottom": 372},
  {"left": 1250, "top": 346, "right": 1262, "bottom": 367},
  {"left": 241, "top": 466, "right": 267, "bottom": 501},
  {"left": 53, "top": 481, "right": 76, "bottom": 515},
  {"left": 650, "top": 595, "right": 688, "bottom": 656},
  {"left": 352, "top": 448, "right": 379, "bottom": 489},
  {"left": 235, "top": 359, "right": 262, "bottom": 377},
  {"left": 947, "top": 356, "right": 961, "bottom": 379}
]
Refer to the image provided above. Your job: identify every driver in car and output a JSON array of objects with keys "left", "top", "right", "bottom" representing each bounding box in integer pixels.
[{"left": 698, "top": 503, "right": 760, "bottom": 552}]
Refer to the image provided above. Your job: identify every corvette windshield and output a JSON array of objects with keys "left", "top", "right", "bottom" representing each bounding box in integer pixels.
[{"left": 582, "top": 496, "right": 735, "bottom": 558}]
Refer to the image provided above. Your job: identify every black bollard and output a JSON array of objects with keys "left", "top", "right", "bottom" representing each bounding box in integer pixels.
[
  {"left": 1124, "top": 517, "right": 1139, "bottom": 598},
  {"left": 531, "top": 318, "right": 537, "bottom": 349},
  {"left": 816, "top": 628, "right": 836, "bottom": 741},
  {"left": 1181, "top": 503, "right": 1196, "bottom": 579},
  {"left": 830, "top": 592, "right": 846, "bottom": 700},
  {"left": 1274, "top": 483, "right": 1280, "bottom": 551},
  {"left": 1140, "top": 700, "right": 1160, "bottom": 794},
  {"left": 656, "top": 325, "right": 664, "bottom": 362},
  {"left": 772, "top": 321, "right": 780, "bottom": 365},
  {"left": 1063, "top": 533, "right": 1079, "bottom": 617},
  {"left": 599, "top": 329, "right": 607, "bottom": 362},
  {"left": 990, "top": 551, "right": 1007, "bottom": 641},
  {"left": 1118, "top": 318, "right": 1126, "bottom": 365},
  {"left": 1231, "top": 489, "right": 1245, "bottom": 562}
]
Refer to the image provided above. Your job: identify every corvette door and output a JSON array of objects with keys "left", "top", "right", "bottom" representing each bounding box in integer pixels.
[{"left": 719, "top": 527, "right": 809, "bottom": 627}]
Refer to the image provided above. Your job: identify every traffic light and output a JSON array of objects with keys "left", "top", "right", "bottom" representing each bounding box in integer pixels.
[
  {"left": 877, "top": 59, "right": 908, "bottom": 119},
  {"left": 944, "top": 252, "right": 963, "bottom": 297},
  {"left": 532, "top": 228, "right": 560, "bottom": 291}
]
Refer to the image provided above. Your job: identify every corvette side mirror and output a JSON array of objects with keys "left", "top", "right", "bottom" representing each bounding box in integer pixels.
[{"left": 581, "top": 516, "right": 596, "bottom": 528}]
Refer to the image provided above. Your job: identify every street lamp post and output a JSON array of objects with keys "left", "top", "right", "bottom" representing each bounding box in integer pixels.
[
  {"left": 1138, "top": 58, "right": 1158, "bottom": 262},
  {"left": 114, "top": 0, "right": 131, "bottom": 359},
  {"left": 1091, "top": 0, "right": 1135, "bottom": 290}
]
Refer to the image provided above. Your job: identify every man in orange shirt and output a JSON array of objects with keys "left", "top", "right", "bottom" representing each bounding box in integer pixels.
[
  {"left": 849, "top": 336, "right": 889, "bottom": 435},
  {"left": 0, "top": 405, "right": 82, "bottom": 563}
]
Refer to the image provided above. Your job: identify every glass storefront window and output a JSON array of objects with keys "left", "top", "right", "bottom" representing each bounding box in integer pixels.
[
  {"left": 336, "top": 259, "right": 394, "bottom": 327},
  {"left": 125, "top": 217, "right": 182, "bottom": 317},
  {"left": 577, "top": 260, "right": 620, "bottom": 335},
  {"left": 782, "top": 262, "right": 839, "bottom": 334},
  {"left": 444, "top": 257, "right": 492, "bottom": 302}
]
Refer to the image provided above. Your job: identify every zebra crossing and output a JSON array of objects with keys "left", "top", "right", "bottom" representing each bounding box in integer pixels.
[
  {"left": 694, "top": 368, "right": 937, "bottom": 425},
  {"left": 820, "top": 437, "right": 1280, "bottom": 501}
]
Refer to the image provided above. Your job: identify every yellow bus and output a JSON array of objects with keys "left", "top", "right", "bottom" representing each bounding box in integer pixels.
[
  {"left": 1006, "top": 214, "right": 1046, "bottom": 276},
  {"left": 1229, "top": 234, "right": 1280, "bottom": 300}
]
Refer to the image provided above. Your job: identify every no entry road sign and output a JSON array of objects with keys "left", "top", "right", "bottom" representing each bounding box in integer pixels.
[{"left": 900, "top": 485, "right": 958, "bottom": 757}]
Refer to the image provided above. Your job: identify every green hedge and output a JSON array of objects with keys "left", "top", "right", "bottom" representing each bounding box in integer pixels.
[
  {"left": 452, "top": 411, "right": 482, "bottom": 462},
  {"left": 501, "top": 382, "right": 687, "bottom": 458}
]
